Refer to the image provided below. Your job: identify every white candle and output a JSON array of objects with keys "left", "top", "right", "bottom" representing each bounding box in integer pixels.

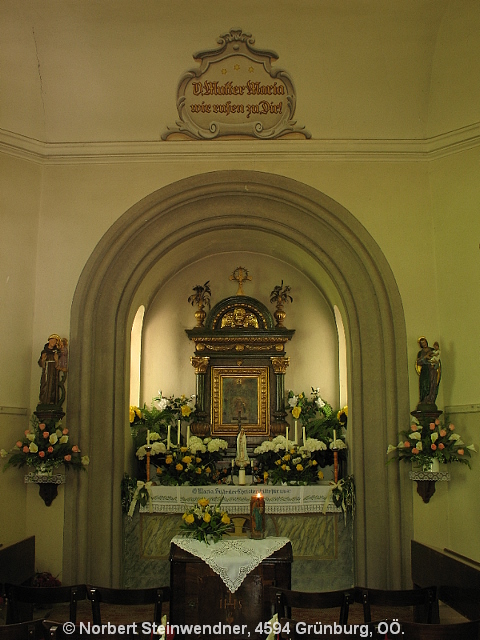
[
  {"left": 238, "top": 468, "right": 246, "bottom": 485},
  {"left": 295, "top": 420, "right": 299, "bottom": 445},
  {"left": 285, "top": 426, "right": 289, "bottom": 445},
  {"left": 302, "top": 426, "right": 306, "bottom": 445},
  {"left": 167, "top": 425, "right": 171, "bottom": 450},
  {"left": 333, "top": 429, "right": 337, "bottom": 447},
  {"left": 187, "top": 425, "right": 190, "bottom": 447},
  {"left": 177, "top": 419, "right": 181, "bottom": 445},
  {"left": 146, "top": 430, "right": 150, "bottom": 446}
]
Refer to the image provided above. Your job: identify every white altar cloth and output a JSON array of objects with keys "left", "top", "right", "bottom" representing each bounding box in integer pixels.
[
  {"left": 171, "top": 535, "right": 290, "bottom": 593},
  {"left": 140, "top": 484, "right": 340, "bottom": 514}
]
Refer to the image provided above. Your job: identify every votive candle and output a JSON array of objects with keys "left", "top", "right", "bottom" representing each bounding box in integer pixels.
[{"left": 250, "top": 491, "right": 265, "bottom": 539}]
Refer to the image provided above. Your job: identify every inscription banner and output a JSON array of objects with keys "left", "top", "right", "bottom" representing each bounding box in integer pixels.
[{"left": 163, "top": 29, "right": 310, "bottom": 140}]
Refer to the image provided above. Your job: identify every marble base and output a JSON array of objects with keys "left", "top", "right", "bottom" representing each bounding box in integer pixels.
[{"left": 123, "top": 511, "right": 354, "bottom": 590}]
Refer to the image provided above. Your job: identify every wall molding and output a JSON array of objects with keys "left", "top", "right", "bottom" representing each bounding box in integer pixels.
[
  {"left": 0, "top": 406, "right": 28, "bottom": 416},
  {"left": 444, "top": 404, "right": 480, "bottom": 414},
  {"left": 1, "top": 122, "right": 479, "bottom": 165}
]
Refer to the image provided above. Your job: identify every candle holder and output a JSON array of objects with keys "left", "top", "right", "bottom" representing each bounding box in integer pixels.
[
  {"left": 332, "top": 446, "right": 339, "bottom": 483},
  {"left": 250, "top": 491, "right": 265, "bottom": 539},
  {"left": 144, "top": 445, "right": 152, "bottom": 482}
]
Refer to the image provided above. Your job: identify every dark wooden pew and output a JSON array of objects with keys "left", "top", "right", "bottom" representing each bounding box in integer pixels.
[
  {"left": 411, "top": 540, "right": 480, "bottom": 621},
  {"left": 0, "top": 538, "right": 35, "bottom": 589}
]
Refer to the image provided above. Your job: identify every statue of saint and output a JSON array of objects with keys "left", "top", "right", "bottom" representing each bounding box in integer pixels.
[
  {"left": 236, "top": 427, "right": 249, "bottom": 467},
  {"left": 415, "top": 337, "right": 441, "bottom": 408},
  {"left": 38, "top": 334, "right": 68, "bottom": 407}
]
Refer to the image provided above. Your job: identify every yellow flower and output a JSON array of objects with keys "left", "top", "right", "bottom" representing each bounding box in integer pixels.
[
  {"left": 182, "top": 456, "right": 192, "bottom": 464},
  {"left": 275, "top": 459, "right": 281, "bottom": 466},
  {"left": 165, "top": 456, "right": 173, "bottom": 465},
  {"left": 292, "top": 406, "right": 301, "bottom": 419},
  {"left": 263, "top": 472, "right": 269, "bottom": 480},
  {"left": 184, "top": 514, "right": 194, "bottom": 524},
  {"left": 180, "top": 447, "right": 188, "bottom": 452},
  {"left": 205, "top": 467, "right": 211, "bottom": 474},
  {"left": 203, "top": 512, "right": 211, "bottom": 523},
  {"left": 281, "top": 464, "right": 287, "bottom": 471},
  {"left": 221, "top": 513, "right": 231, "bottom": 525},
  {"left": 156, "top": 468, "right": 163, "bottom": 475},
  {"left": 176, "top": 463, "right": 183, "bottom": 471},
  {"left": 198, "top": 498, "right": 209, "bottom": 507},
  {"left": 181, "top": 405, "right": 192, "bottom": 417},
  {"left": 129, "top": 407, "right": 135, "bottom": 423},
  {"left": 196, "top": 457, "right": 202, "bottom": 463},
  {"left": 195, "top": 467, "right": 202, "bottom": 474},
  {"left": 296, "top": 464, "right": 304, "bottom": 471},
  {"left": 317, "top": 470, "right": 324, "bottom": 480},
  {"left": 311, "top": 459, "right": 318, "bottom": 466},
  {"left": 283, "top": 454, "right": 291, "bottom": 461},
  {"left": 299, "top": 393, "right": 304, "bottom": 399}
]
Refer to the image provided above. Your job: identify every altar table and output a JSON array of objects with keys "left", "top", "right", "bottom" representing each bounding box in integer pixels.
[{"left": 169, "top": 537, "right": 292, "bottom": 640}]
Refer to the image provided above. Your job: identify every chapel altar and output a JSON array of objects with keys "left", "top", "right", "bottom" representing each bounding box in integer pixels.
[{"left": 124, "top": 268, "right": 353, "bottom": 591}]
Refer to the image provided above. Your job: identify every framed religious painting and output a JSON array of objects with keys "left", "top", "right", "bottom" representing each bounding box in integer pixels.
[{"left": 211, "top": 366, "right": 269, "bottom": 437}]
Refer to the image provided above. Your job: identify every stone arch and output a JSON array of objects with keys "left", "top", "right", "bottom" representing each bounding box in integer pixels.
[{"left": 64, "top": 170, "right": 412, "bottom": 588}]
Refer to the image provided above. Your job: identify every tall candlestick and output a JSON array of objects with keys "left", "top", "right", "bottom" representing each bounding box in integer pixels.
[
  {"left": 333, "top": 429, "right": 337, "bottom": 447},
  {"left": 285, "top": 426, "right": 289, "bottom": 445},
  {"left": 186, "top": 425, "right": 190, "bottom": 447},
  {"left": 295, "top": 420, "right": 299, "bottom": 445},
  {"left": 167, "top": 425, "right": 171, "bottom": 450},
  {"left": 303, "top": 426, "right": 306, "bottom": 445},
  {"left": 146, "top": 430, "right": 150, "bottom": 446},
  {"left": 250, "top": 492, "right": 265, "bottom": 539},
  {"left": 177, "top": 419, "right": 181, "bottom": 446}
]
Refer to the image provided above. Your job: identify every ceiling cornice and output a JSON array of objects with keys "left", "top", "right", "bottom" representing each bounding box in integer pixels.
[{"left": 0, "top": 122, "right": 479, "bottom": 165}]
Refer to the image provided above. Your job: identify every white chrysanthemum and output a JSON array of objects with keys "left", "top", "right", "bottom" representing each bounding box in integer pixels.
[
  {"left": 315, "top": 397, "right": 326, "bottom": 409},
  {"left": 329, "top": 440, "right": 347, "bottom": 450},
  {"left": 254, "top": 440, "right": 277, "bottom": 455},
  {"left": 207, "top": 438, "right": 228, "bottom": 453},
  {"left": 149, "top": 432, "right": 161, "bottom": 441},
  {"left": 189, "top": 436, "right": 206, "bottom": 454},
  {"left": 152, "top": 441, "right": 166, "bottom": 455},
  {"left": 288, "top": 396, "right": 298, "bottom": 407},
  {"left": 136, "top": 446, "right": 147, "bottom": 459},
  {"left": 301, "top": 438, "right": 327, "bottom": 453},
  {"left": 187, "top": 396, "right": 196, "bottom": 409}
]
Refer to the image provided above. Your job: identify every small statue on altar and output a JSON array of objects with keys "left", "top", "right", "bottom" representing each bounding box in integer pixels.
[{"left": 236, "top": 427, "right": 249, "bottom": 467}]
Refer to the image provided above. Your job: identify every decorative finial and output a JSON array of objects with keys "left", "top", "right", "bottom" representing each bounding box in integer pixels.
[
  {"left": 269, "top": 281, "right": 293, "bottom": 328},
  {"left": 188, "top": 281, "right": 211, "bottom": 328},
  {"left": 229, "top": 267, "right": 252, "bottom": 296}
]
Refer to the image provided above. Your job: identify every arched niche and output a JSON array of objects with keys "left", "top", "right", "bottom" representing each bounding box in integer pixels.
[{"left": 64, "top": 170, "right": 412, "bottom": 588}]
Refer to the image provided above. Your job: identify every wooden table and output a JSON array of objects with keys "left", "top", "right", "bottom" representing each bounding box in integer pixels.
[{"left": 170, "top": 540, "right": 292, "bottom": 639}]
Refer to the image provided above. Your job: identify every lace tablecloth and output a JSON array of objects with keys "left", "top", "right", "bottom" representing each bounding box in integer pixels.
[
  {"left": 141, "top": 484, "right": 341, "bottom": 514},
  {"left": 171, "top": 535, "right": 290, "bottom": 593}
]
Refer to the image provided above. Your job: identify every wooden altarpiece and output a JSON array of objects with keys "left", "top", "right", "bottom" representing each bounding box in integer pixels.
[{"left": 186, "top": 293, "right": 294, "bottom": 449}]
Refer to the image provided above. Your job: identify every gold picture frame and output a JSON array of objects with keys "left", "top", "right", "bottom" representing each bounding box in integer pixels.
[{"left": 211, "top": 366, "right": 269, "bottom": 436}]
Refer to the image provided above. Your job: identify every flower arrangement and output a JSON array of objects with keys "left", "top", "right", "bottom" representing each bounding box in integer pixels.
[
  {"left": 1, "top": 414, "right": 89, "bottom": 473},
  {"left": 153, "top": 436, "right": 229, "bottom": 486},
  {"left": 130, "top": 391, "right": 197, "bottom": 465},
  {"left": 286, "top": 388, "right": 348, "bottom": 467},
  {"left": 324, "top": 475, "right": 356, "bottom": 523},
  {"left": 387, "top": 416, "right": 477, "bottom": 468},
  {"left": 180, "top": 497, "right": 232, "bottom": 543},
  {"left": 254, "top": 435, "right": 328, "bottom": 485}
]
